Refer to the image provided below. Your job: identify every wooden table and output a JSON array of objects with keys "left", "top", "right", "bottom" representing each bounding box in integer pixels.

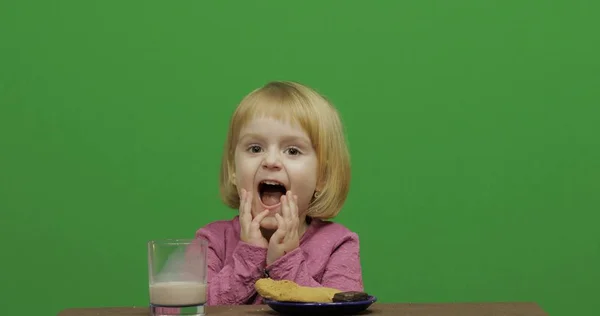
[{"left": 58, "top": 302, "right": 548, "bottom": 315}]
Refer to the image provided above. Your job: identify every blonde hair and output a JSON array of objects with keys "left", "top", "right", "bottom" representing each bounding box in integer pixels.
[{"left": 219, "top": 81, "right": 351, "bottom": 219}]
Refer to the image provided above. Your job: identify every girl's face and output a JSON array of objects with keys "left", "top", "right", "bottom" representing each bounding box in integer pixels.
[{"left": 233, "top": 116, "right": 319, "bottom": 231}]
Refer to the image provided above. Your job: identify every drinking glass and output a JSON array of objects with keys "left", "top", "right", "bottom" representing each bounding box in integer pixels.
[{"left": 147, "top": 239, "right": 208, "bottom": 316}]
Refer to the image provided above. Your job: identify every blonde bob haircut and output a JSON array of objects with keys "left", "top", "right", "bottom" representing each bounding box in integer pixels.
[{"left": 219, "top": 81, "right": 351, "bottom": 219}]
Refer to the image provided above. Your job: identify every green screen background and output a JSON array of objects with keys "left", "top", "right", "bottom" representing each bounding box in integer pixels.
[{"left": 1, "top": 1, "right": 598, "bottom": 315}]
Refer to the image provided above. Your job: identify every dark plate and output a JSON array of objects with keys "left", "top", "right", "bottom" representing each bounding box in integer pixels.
[{"left": 263, "top": 296, "right": 377, "bottom": 315}]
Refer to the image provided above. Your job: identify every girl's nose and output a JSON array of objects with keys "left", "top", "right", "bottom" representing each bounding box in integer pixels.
[{"left": 262, "top": 150, "right": 282, "bottom": 170}]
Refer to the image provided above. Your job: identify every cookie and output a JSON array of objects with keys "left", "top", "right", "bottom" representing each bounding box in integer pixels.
[
  {"left": 255, "top": 278, "right": 341, "bottom": 303},
  {"left": 332, "top": 291, "right": 369, "bottom": 302}
]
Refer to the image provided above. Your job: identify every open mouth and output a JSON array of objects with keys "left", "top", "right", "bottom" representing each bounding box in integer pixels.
[{"left": 258, "top": 180, "right": 288, "bottom": 207}]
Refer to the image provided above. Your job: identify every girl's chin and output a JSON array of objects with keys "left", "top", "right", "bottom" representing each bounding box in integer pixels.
[{"left": 258, "top": 216, "right": 279, "bottom": 231}]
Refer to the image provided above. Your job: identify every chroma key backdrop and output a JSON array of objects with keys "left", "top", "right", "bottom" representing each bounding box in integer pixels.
[{"left": 1, "top": 1, "right": 598, "bottom": 315}]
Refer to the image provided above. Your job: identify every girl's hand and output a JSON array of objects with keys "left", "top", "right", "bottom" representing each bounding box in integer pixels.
[
  {"left": 267, "top": 191, "right": 300, "bottom": 266},
  {"left": 239, "top": 189, "right": 269, "bottom": 248}
]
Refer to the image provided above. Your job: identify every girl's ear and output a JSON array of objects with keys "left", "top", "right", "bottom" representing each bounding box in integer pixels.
[
  {"left": 315, "top": 179, "right": 324, "bottom": 195},
  {"left": 317, "top": 175, "right": 326, "bottom": 192},
  {"left": 228, "top": 160, "right": 236, "bottom": 185}
]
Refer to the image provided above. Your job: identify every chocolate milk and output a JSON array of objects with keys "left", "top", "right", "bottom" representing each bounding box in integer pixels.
[{"left": 149, "top": 281, "right": 207, "bottom": 306}]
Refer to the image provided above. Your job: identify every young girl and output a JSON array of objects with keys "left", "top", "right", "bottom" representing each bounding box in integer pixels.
[{"left": 196, "top": 81, "right": 363, "bottom": 305}]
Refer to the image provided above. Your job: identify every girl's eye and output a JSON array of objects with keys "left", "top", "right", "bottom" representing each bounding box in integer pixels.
[
  {"left": 286, "top": 147, "right": 301, "bottom": 156},
  {"left": 248, "top": 145, "right": 262, "bottom": 153}
]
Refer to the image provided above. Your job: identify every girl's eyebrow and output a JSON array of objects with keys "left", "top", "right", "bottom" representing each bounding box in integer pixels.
[
  {"left": 280, "top": 135, "right": 311, "bottom": 147},
  {"left": 238, "top": 133, "right": 264, "bottom": 143},
  {"left": 239, "top": 134, "right": 311, "bottom": 146}
]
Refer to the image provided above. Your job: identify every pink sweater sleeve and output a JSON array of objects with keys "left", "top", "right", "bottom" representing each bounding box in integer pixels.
[
  {"left": 266, "top": 232, "right": 364, "bottom": 292},
  {"left": 195, "top": 228, "right": 267, "bottom": 305}
]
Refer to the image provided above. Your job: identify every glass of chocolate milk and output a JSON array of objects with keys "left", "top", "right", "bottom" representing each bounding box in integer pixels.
[{"left": 148, "top": 238, "right": 208, "bottom": 316}]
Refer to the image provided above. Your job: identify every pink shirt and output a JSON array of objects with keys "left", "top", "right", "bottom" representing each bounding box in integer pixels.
[{"left": 195, "top": 216, "right": 364, "bottom": 305}]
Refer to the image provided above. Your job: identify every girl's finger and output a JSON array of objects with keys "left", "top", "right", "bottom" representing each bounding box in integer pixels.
[
  {"left": 281, "top": 194, "right": 291, "bottom": 220},
  {"left": 245, "top": 190, "right": 253, "bottom": 215},
  {"left": 239, "top": 189, "right": 246, "bottom": 211},
  {"left": 290, "top": 194, "right": 298, "bottom": 218},
  {"left": 251, "top": 209, "right": 270, "bottom": 226},
  {"left": 239, "top": 189, "right": 248, "bottom": 227},
  {"left": 271, "top": 214, "right": 286, "bottom": 243},
  {"left": 275, "top": 213, "right": 288, "bottom": 234}
]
